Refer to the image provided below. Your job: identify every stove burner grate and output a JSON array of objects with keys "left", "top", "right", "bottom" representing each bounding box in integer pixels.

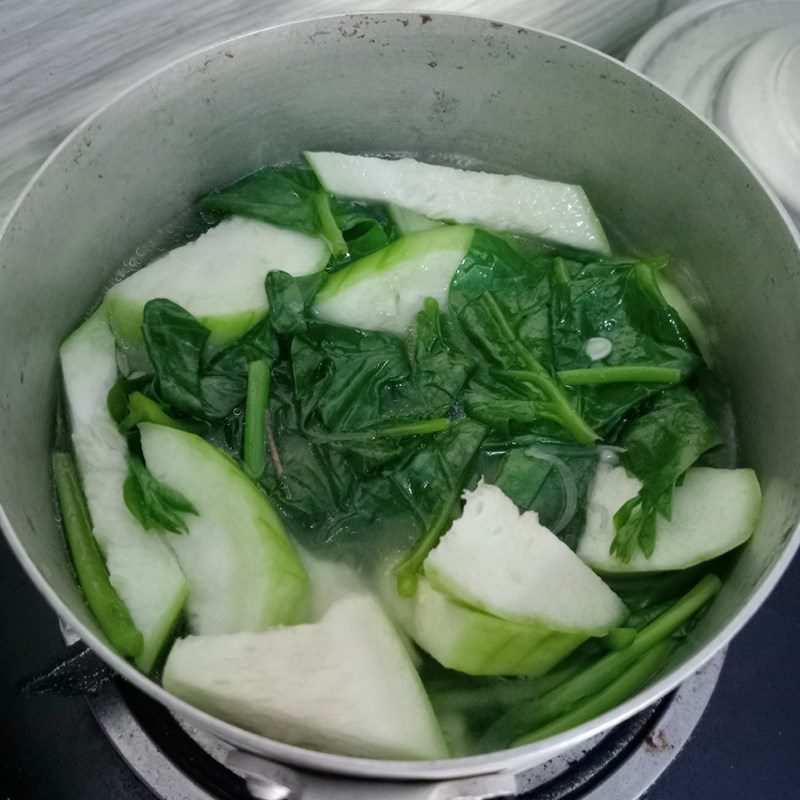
[{"left": 82, "top": 650, "right": 723, "bottom": 800}]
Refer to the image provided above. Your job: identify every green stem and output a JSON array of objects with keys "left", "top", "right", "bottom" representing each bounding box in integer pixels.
[
  {"left": 557, "top": 366, "right": 683, "bottom": 386},
  {"left": 53, "top": 452, "right": 143, "bottom": 658},
  {"left": 310, "top": 418, "right": 450, "bottom": 442},
  {"left": 119, "top": 391, "right": 197, "bottom": 434},
  {"left": 538, "top": 574, "right": 719, "bottom": 710},
  {"left": 553, "top": 257, "right": 571, "bottom": 284},
  {"left": 315, "top": 192, "right": 347, "bottom": 256},
  {"left": 431, "top": 652, "right": 596, "bottom": 715},
  {"left": 479, "top": 574, "right": 720, "bottom": 748},
  {"left": 376, "top": 418, "right": 451, "bottom": 436},
  {"left": 490, "top": 368, "right": 599, "bottom": 445},
  {"left": 512, "top": 640, "right": 675, "bottom": 746},
  {"left": 480, "top": 293, "right": 599, "bottom": 445},
  {"left": 395, "top": 499, "right": 459, "bottom": 597},
  {"left": 244, "top": 360, "right": 270, "bottom": 479},
  {"left": 601, "top": 627, "right": 637, "bottom": 651}
]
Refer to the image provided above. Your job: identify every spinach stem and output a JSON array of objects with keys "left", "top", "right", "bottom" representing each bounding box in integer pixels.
[
  {"left": 395, "top": 499, "right": 459, "bottom": 597},
  {"left": 557, "top": 366, "right": 683, "bottom": 386},
  {"left": 310, "top": 418, "right": 451, "bottom": 442},
  {"left": 553, "top": 257, "right": 571, "bottom": 284},
  {"left": 481, "top": 294, "right": 599, "bottom": 445},
  {"left": 479, "top": 574, "right": 720, "bottom": 749},
  {"left": 535, "top": 574, "right": 719, "bottom": 709},
  {"left": 378, "top": 418, "right": 451, "bottom": 436},
  {"left": 119, "top": 391, "right": 196, "bottom": 434},
  {"left": 315, "top": 192, "right": 347, "bottom": 256},
  {"left": 244, "top": 360, "right": 270, "bottom": 479},
  {"left": 53, "top": 452, "right": 144, "bottom": 657},
  {"left": 512, "top": 640, "right": 675, "bottom": 746}
]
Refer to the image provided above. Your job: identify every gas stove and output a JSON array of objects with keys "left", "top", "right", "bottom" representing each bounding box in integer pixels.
[{"left": 2, "top": 539, "right": 799, "bottom": 799}]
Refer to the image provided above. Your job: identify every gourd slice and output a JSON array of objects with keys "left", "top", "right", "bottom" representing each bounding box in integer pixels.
[
  {"left": 104, "top": 217, "right": 328, "bottom": 345},
  {"left": 60, "top": 313, "right": 188, "bottom": 672},
  {"left": 139, "top": 423, "right": 308, "bottom": 635},
  {"left": 313, "top": 225, "right": 474, "bottom": 333},
  {"left": 163, "top": 595, "right": 448, "bottom": 760},
  {"left": 305, "top": 151, "right": 610, "bottom": 253}
]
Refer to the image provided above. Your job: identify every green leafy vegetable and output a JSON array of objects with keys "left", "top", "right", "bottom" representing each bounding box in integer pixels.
[
  {"left": 199, "top": 167, "right": 346, "bottom": 255},
  {"left": 380, "top": 419, "right": 488, "bottom": 591},
  {"left": 263, "top": 419, "right": 486, "bottom": 566},
  {"left": 264, "top": 270, "right": 326, "bottom": 335},
  {"left": 119, "top": 391, "right": 200, "bottom": 435},
  {"left": 142, "top": 299, "right": 278, "bottom": 421},
  {"left": 53, "top": 452, "right": 144, "bottom": 658},
  {"left": 611, "top": 387, "right": 722, "bottom": 562},
  {"left": 199, "top": 166, "right": 398, "bottom": 264},
  {"left": 291, "top": 302, "right": 473, "bottom": 437},
  {"left": 491, "top": 442, "right": 598, "bottom": 550},
  {"left": 449, "top": 230, "right": 598, "bottom": 444},
  {"left": 329, "top": 195, "right": 399, "bottom": 267},
  {"left": 549, "top": 257, "right": 699, "bottom": 434},
  {"left": 123, "top": 455, "right": 198, "bottom": 534}
]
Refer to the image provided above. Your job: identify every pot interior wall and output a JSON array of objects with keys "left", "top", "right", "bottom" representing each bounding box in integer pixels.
[{"left": 1, "top": 12, "right": 799, "bottom": 762}]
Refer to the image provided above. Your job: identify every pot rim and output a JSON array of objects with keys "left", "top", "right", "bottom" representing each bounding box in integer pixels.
[{"left": 2, "top": 10, "right": 799, "bottom": 781}]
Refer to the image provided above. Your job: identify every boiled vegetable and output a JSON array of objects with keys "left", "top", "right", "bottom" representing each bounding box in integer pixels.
[
  {"left": 480, "top": 574, "right": 721, "bottom": 749},
  {"left": 389, "top": 577, "right": 587, "bottom": 676},
  {"left": 314, "top": 225, "right": 475, "bottom": 333},
  {"left": 141, "top": 299, "right": 277, "bottom": 422},
  {"left": 388, "top": 203, "right": 443, "bottom": 235},
  {"left": 579, "top": 465, "right": 761, "bottom": 572},
  {"left": 139, "top": 423, "right": 308, "bottom": 635},
  {"left": 104, "top": 217, "right": 328, "bottom": 346},
  {"left": 199, "top": 166, "right": 399, "bottom": 265},
  {"left": 610, "top": 388, "right": 722, "bottom": 561},
  {"left": 513, "top": 639, "right": 675, "bottom": 744},
  {"left": 449, "top": 230, "right": 601, "bottom": 445},
  {"left": 305, "top": 152, "right": 610, "bottom": 253},
  {"left": 60, "top": 313, "right": 188, "bottom": 672},
  {"left": 424, "top": 482, "right": 627, "bottom": 633},
  {"left": 52, "top": 451, "right": 144, "bottom": 658},
  {"left": 163, "top": 595, "right": 448, "bottom": 760},
  {"left": 123, "top": 455, "right": 198, "bottom": 535}
]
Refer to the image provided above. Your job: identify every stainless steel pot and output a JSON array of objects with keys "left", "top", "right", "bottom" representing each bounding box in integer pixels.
[{"left": 1, "top": 10, "right": 799, "bottom": 789}]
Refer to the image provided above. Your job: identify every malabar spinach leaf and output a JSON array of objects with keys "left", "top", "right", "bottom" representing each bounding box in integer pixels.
[
  {"left": 353, "top": 419, "right": 487, "bottom": 575},
  {"left": 261, "top": 418, "right": 486, "bottom": 566},
  {"left": 264, "top": 269, "right": 327, "bottom": 335},
  {"left": 330, "top": 196, "right": 399, "bottom": 268},
  {"left": 199, "top": 166, "right": 347, "bottom": 256}
]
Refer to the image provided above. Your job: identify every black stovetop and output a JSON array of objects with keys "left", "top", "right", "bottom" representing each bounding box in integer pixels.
[{"left": 1, "top": 542, "right": 798, "bottom": 800}]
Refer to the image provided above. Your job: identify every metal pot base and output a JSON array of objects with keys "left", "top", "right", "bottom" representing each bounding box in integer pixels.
[{"left": 88, "top": 651, "right": 723, "bottom": 800}]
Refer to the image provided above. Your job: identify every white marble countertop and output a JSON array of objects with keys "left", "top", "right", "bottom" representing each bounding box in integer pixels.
[{"left": 0, "top": 0, "right": 688, "bottom": 220}]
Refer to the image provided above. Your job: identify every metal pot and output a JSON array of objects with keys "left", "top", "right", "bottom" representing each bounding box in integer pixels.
[{"left": 1, "top": 10, "right": 799, "bottom": 792}]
